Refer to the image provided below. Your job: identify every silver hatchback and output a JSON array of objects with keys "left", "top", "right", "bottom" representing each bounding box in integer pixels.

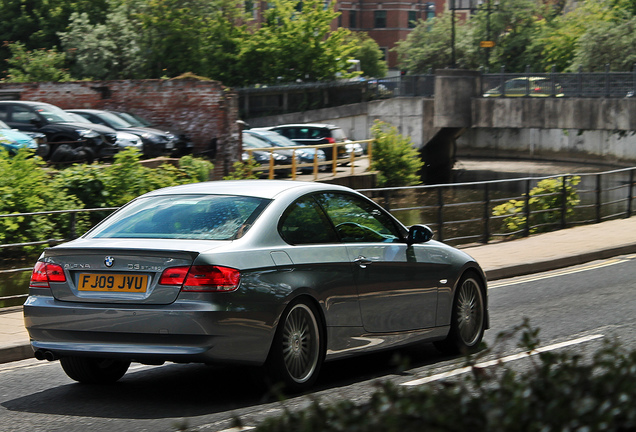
[{"left": 24, "top": 180, "right": 488, "bottom": 390}]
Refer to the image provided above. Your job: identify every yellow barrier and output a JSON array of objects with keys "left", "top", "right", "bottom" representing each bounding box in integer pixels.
[{"left": 245, "top": 139, "right": 373, "bottom": 180}]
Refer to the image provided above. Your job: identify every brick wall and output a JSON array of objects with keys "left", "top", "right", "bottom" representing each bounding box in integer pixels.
[{"left": 0, "top": 78, "right": 239, "bottom": 179}]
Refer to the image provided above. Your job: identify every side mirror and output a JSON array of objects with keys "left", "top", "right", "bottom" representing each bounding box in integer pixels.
[{"left": 407, "top": 224, "right": 434, "bottom": 245}]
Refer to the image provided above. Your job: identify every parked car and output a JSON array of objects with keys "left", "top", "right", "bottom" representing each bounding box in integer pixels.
[
  {"left": 263, "top": 124, "right": 363, "bottom": 162},
  {"left": 65, "top": 112, "right": 144, "bottom": 152},
  {"left": 0, "top": 101, "right": 119, "bottom": 162},
  {"left": 0, "top": 120, "right": 48, "bottom": 157},
  {"left": 483, "top": 77, "right": 564, "bottom": 97},
  {"left": 242, "top": 131, "right": 299, "bottom": 177},
  {"left": 245, "top": 129, "right": 326, "bottom": 173},
  {"left": 24, "top": 180, "right": 488, "bottom": 390},
  {"left": 67, "top": 109, "right": 179, "bottom": 158},
  {"left": 108, "top": 110, "right": 193, "bottom": 157}
]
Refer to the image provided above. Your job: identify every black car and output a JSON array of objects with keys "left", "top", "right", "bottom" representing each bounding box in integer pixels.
[
  {"left": 0, "top": 101, "right": 119, "bottom": 163},
  {"left": 67, "top": 109, "right": 179, "bottom": 158},
  {"left": 108, "top": 110, "right": 193, "bottom": 157}
]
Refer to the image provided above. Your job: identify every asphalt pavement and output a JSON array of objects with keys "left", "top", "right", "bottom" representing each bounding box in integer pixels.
[{"left": 2, "top": 215, "right": 635, "bottom": 365}]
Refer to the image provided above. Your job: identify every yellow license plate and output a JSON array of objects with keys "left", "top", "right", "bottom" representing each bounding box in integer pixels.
[{"left": 78, "top": 273, "right": 148, "bottom": 292}]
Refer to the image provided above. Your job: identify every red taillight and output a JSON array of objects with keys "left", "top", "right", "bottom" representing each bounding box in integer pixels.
[
  {"left": 533, "top": 86, "right": 542, "bottom": 93},
  {"left": 325, "top": 137, "right": 336, "bottom": 143},
  {"left": 159, "top": 265, "right": 240, "bottom": 292},
  {"left": 30, "top": 262, "right": 66, "bottom": 288}
]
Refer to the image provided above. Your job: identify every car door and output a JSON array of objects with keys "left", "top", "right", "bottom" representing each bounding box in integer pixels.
[{"left": 315, "top": 192, "right": 448, "bottom": 333}]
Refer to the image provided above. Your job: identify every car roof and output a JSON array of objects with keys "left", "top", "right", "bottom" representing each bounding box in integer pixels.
[
  {"left": 270, "top": 124, "right": 338, "bottom": 129},
  {"left": 141, "top": 180, "right": 353, "bottom": 200},
  {"left": 0, "top": 100, "right": 56, "bottom": 106}
]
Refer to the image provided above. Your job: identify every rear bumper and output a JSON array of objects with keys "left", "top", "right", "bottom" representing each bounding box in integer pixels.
[{"left": 23, "top": 295, "right": 275, "bottom": 365}]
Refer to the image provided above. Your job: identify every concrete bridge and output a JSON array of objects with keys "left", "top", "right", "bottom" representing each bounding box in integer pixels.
[{"left": 246, "top": 70, "right": 636, "bottom": 182}]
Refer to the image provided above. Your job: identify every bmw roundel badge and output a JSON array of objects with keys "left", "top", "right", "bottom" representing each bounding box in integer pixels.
[{"left": 104, "top": 256, "right": 115, "bottom": 267}]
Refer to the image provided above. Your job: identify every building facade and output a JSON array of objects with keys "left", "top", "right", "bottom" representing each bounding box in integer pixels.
[{"left": 335, "top": 0, "right": 439, "bottom": 70}]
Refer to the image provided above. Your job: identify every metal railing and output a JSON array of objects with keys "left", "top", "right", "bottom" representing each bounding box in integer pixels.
[
  {"left": 358, "top": 166, "right": 636, "bottom": 246},
  {"left": 238, "top": 69, "right": 636, "bottom": 118},
  {"left": 1, "top": 166, "right": 634, "bottom": 304}
]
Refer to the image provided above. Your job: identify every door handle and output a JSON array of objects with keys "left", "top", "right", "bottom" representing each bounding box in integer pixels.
[{"left": 353, "top": 256, "right": 373, "bottom": 268}]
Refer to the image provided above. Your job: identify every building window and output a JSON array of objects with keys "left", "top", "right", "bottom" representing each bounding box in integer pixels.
[
  {"left": 349, "top": 10, "right": 357, "bottom": 28},
  {"left": 374, "top": 10, "right": 387, "bottom": 28},
  {"left": 379, "top": 47, "right": 387, "bottom": 61},
  {"left": 408, "top": 10, "right": 417, "bottom": 28}
]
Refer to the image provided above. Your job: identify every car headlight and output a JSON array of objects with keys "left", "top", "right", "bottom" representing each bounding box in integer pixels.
[
  {"left": 273, "top": 153, "right": 287, "bottom": 161},
  {"left": 141, "top": 133, "right": 162, "bottom": 143},
  {"left": 76, "top": 129, "right": 100, "bottom": 139},
  {"left": 316, "top": 149, "right": 326, "bottom": 159}
]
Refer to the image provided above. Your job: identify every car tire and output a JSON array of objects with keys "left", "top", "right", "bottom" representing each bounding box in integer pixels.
[
  {"left": 266, "top": 299, "right": 324, "bottom": 392},
  {"left": 434, "top": 272, "right": 486, "bottom": 355},
  {"left": 60, "top": 357, "right": 131, "bottom": 384},
  {"left": 74, "top": 146, "right": 96, "bottom": 163},
  {"left": 49, "top": 144, "right": 74, "bottom": 163}
]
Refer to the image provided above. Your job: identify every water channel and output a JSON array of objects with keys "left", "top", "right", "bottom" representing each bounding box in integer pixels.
[{"left": 0, "top": 158, "right": 629, "bottom": 308}]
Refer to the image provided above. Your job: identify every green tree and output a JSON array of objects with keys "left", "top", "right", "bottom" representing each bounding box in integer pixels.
[
  {"left": 236, "top": 0, "right": 358, "bottom": 85},
  {"left": 2, "top": 42, "right": 73, "bottom": 82},
  {"left": 0, "top": 0, "right": 110, "bottom": 76},
  {"left": 349, "top": 32, "right": 388, "bottom": 78},
  {"left": 59, "top": 4, "right": 144, "bottom": 80}
]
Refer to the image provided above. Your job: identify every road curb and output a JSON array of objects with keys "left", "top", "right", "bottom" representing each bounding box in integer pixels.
[
  {"left": 483, "top": 244, "right": 636, "bottom": 281},
  {"left": 0, "top": 343, "right": 32, "bottom": 364}
]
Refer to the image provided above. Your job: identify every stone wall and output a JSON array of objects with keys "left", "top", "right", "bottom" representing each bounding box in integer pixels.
[{"left": 0, "top": 79, "right": 239, "bottom": 179}]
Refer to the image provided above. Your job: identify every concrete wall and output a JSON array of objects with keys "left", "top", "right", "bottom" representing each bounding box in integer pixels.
[
  {"left": 458, "top": 128, "right": 636, "bottom": 165},
  {"left": 0, "top": 79, "right": 240, "bottom": 179},
  {"left": 473, "top": 97, "right": 636, "bottom": 131}
]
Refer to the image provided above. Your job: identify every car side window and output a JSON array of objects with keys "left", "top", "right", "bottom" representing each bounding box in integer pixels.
[
  {"left": 11, "top": 106, "right": 38, "bottom": 124},
  {"left": 279, "top": 195, "right": 339, "bottom": 245},
  {"left": 315, "top": 193, "right": 402, "bottom": 243},
  {"left": 0, "top": 106, "right": 8, "bottom": 121}
]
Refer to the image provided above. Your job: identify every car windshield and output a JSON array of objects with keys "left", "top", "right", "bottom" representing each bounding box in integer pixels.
[
  {"left": 95, "top": 111, "right": 134, "bottom": 128},
  {"left": 86, "top": 194, "right": 270, "bottom": 240},
  {"left": 114, "top": 112, "right": 152, "bottom": 127},
  {"left": 243, "top": 133, "right": 271, "bottom": 149},
  {"left": 33, "top": 104, "right": 79, "bottom": 123},
  {"left": 259, "top": 132, "right": 297, "bottom": 147}
]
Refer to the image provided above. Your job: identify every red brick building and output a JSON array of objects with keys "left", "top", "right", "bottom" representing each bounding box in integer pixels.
[{"left": 334, "top": 0, "right": 440, "bottom": 70}]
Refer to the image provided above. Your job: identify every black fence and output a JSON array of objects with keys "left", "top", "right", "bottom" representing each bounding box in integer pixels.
[
  {"left": 238, "top": 69, "right": 636, "bottom": 119},
  {"left": 358, "top": 166, "right": 636, "bottom": 246}
]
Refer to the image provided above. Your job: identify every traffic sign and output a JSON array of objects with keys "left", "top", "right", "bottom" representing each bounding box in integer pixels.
[{"left": 480, "top": 41, "right": 495, "bottom": 48}]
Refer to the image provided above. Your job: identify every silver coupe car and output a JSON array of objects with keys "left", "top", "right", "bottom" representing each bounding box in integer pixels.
[{"left": 24, "top": 180, "right": 489, "bottom": 391}]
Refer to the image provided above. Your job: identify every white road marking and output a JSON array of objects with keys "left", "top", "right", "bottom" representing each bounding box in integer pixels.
[
  {"left": 400, "top": 333, "right": 604, "bottom": 387},
  {"left": 488, "top": 257, "right": 630, "bottom": 289}
]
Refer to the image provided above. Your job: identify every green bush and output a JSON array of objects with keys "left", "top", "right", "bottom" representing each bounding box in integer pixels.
[
  {"left": 234, "top": 322, "right": 636, "bottom": 432},
  {"left": 369, "top": 120, "right": 424, "bottom": 187},
  {"left": 492, "top": 176, "right": 581, "bottom": 235},
  {"left": 0, "top": 149, "right": 85, "bottom": 257},
  {"left": 0, "top": 148, "right": 214, "bottom": 259},
  {"left": 223, "top": 158, "right": 261, "bottom": 180}
]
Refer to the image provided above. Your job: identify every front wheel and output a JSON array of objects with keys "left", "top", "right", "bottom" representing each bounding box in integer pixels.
[
  {"left": 435, "top": 272, "right": 486, "bottom": 355},
  {"left": 266, "top": 300, "right": 324, "bottom": 392},
  {"left": 60, "top": 357, "right": 130, "bottom": 384}
]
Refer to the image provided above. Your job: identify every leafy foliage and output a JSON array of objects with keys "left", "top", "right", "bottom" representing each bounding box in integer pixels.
[
  {"left": 2, "top": 42, "right": 73, "bottom": 82},
  {"left": 59, "top": 5, "right": 143, "bottom": 80},
  {"left": 369, "top": 121, "right": 423, "bottom": 187},
  {"left": 0, "top": 149, "right": 84, "bottom": 257},
  {"left": 349, "top": 33, "right": 388, "bottom": 78},
  {"left": 223, "top": 158, "right": 261, "bottom": 180},
  {"left": 492, "top": 176, "right": 580, "bottom": 235},
  {"left": 237, "top": 321, "right": 636, "bottom": 432},
  {"left": 0, "top": 148, "right": 212, "bottom": 260}
]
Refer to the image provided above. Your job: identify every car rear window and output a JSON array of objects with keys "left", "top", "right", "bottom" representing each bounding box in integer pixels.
[{"left": 86, "top": 195, "right": 270, "bottom": 240}]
